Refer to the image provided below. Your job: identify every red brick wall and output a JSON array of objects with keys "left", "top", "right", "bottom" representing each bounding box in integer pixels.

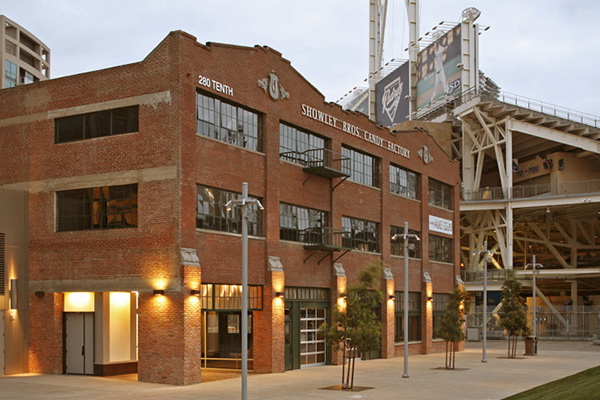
[{"left": 0, "top": 30, "right": 462, "bottom": 384}]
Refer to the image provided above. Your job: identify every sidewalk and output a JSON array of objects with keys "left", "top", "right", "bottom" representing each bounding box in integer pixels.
[{"left": 1, "top": 340, "right": 599, "bottom": 399}]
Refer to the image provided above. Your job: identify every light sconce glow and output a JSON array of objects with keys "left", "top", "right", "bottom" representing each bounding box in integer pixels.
[
  {"left": 427, "top": 296, "right": 433, "bottom": 302},
  {"left": 388, "top": 294, "right": 396, "bottom": 301},
  {"left": 10, "top": 279, "right": 18, "bottom": 310},
  {"left": 275, "top": 292, "right": 284, "bottom": 299},
  {"left": 64, "top": 292, "right": 95, "bottom": 312}
]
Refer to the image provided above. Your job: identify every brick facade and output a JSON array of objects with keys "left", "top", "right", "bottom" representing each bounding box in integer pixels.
[{"left": 0, "top": 30, "right": 461, "bottom": 384}]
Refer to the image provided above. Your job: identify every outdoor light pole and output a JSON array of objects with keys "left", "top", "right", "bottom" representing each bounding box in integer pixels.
[
  {"left": 474, "top": 241, "right": 493, "bottom": 363},
  {"left": 392, "top": 222, "right": 420, "bottom": 379},
  {"left": 226, "top": 182, "right": 263, "bottom": 400},
  {"left": 527, "top": 255, "right": 543, "bottom": 338}
]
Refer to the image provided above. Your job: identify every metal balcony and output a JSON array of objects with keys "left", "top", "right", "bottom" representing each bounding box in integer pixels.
[
  {"left": 280, "top": 148, "right": 350, "bottom": 186},
  {"left": 301, "top": 227, "right": 352, "bottom": 264}
]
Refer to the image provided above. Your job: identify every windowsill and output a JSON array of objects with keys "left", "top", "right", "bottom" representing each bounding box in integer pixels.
[
  {"left": 429, "top": 260, "right": 454, "bottom": 266},
  {"left": 196, "top": 133, "right": 265, "bottom": 157},
  {"left": 395, "top": 341, "right": 422, "bottom": 345},
  {"left": 390, "top": 192, "right": 421, "bottom": 203},
  {"left": 195, "top": 228, "right": 266, "bottom": 240},
  {"left": 390, "top": 255, "right": 422, "bottom": 260},
  {"left": 344, "top": 179, "right": 382, "bottom": 192},
  {"left": 54, "top": 131, "right": 139, "bottom": 145}
]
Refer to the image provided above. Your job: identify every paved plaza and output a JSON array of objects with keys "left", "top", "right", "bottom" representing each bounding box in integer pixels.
[{"left": 1, "top": 340, "right": 599, "bottom": 399}]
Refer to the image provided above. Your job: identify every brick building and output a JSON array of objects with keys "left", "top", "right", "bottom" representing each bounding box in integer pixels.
[{"left": 0, "top": 31, "right": 460, "bottom": 384}]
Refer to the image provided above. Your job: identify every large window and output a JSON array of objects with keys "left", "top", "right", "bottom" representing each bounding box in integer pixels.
[
  {"left": 279, "top": 203, "right": 328, "bottom": 243},
  {"left": 390, "top": 164, "right": 420, "bottom": 199},
  {"left": 4, "top": 60, "right": 17, "bottom": 88},
  {"left": 395, "top": 292, "right": 421, "bottom": 342},
  {"left": 341, "top": 146, "right": 380, "bottom": 188},
  {"left": 390, "top": 226, "right": 421, "bottom": 258},
  {"left": 279, "top": 123, "right": 325, "bottom": 165},
  {"left": 55, "top": 106, "right": 139, "bottom": 143},
  {"left": 429, "top": 234, "right": 453, "bottom": 263},
  {"left": 196, "top": 92, "right": 261, "bottom": 151},
  {"left": 428, "top": 178, "right": 453, "bottom": 210},
  {"left": 342, "top": 216, "right": 379, "bottom": 253},
  {"left": 56, "top": 184, "right": 138, "bottom": 231},
  {"left": 196, "top": 185, "right": 263, "bottom": 236},
  {"left": 433, "top": 293, "right": 451, "bottom": 339}
]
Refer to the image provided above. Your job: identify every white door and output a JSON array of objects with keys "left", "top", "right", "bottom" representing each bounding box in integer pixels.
[{"left": 65, "top": 313, "right": 94, "bottom": 375}]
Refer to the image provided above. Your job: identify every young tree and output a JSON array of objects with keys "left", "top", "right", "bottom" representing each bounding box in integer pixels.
[
  {"left": 499, "top": 269, "right": 531, "bottom": 358},
  {"left": 434, "top": 288, "right": 466, "bottom": 369},
  {"left": 320, "top": 261, "right": 383, "bottom": 390}
]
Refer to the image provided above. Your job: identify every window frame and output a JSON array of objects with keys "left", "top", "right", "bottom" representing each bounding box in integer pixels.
[
  {"left": 342, "top": 216, "right": 380, "bottom": 253},
  {"left": 196, "top": 91, "right": 262, "bottom": 152},
  {"left": 390, "top": 164, "right": 420, "bottom": 200},
  {"left": 56, "top": 183, "right": 138, "bottom": 232},
  {"left": 196, "top": 185, "right": 263, "bottom": 236},
  {"left": 390, "top": 225, "right": 421, "bottom": 258},
  {"left": 429, "top": 234, "right": 453, "bottom": 263},
  {"left": 55, "top": 106, "right": 139, "bottom": 144},
  {"left": 279, "top": 123, "right": 327, "bottom": 165},
  {"left": 341, "top": 146, "right": 380, "bottom": 188},
  {"left": 428, "top": 178, "right": 454, "bottom": 210},
  {"left": 279, "top": 202, "right": 329, "bottom": 243}
]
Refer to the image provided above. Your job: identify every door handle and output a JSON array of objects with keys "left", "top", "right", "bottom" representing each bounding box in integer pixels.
[{"left": 82, "top": 346, "right": 85, "bottom": 356}]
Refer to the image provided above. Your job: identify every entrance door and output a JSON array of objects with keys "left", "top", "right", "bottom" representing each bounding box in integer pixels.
[
  {"left": 284, "top": 307, "right": 293, "bottom": 371},
  {"left": 64, "top": 313, "right": 94, "bottom": 375},
  {"left": 299, "top": 308, "right": 326, "bottom": 367}
]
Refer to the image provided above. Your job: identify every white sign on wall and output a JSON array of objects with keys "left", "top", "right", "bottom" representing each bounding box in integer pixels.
[{"left": 429, "top": 215, "right": 453, "bottom": 235}]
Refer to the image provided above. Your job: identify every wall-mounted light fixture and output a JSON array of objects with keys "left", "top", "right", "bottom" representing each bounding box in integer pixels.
[
  {"left": 153, "top": 289, "right": 165, "bottom": 296},
  {"left": 427, "top": 296, "right": 433, "bottom": 302},
  {"left": 35, "top": 291, "right": 45, "bottom": 298},
  {"left": 10, "top": 279, "right": 17, "bottom": 310},
  {"left": 275, "top": 292, "right": 284, "bottom": 299},
  {"left": 190, "top": 289, "right": 201, "bottom": 296},
  {"left": 340, "top": 293, "right": 347, "bottom": 300},
  {"left": 389, "top": 294, "right": 396, "bottom": 301}
]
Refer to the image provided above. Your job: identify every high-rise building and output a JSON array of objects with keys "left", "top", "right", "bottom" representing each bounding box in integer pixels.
[{"left": 1, "top": 15, "right": 50, "bottom": 89}]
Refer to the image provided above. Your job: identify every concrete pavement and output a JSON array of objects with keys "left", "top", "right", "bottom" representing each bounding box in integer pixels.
[{"left": 1, "top": 340, "right": 599, "bottom": 399}]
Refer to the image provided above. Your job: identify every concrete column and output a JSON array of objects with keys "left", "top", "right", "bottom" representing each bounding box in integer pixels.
[
  {"left": 422, "top": 272, "right": 433, "bottom": 354},
  {"left": 381, "top": 268, "right": 395, "bottom": 358},
  {"left": 331, "top": 263, "right": 347, "bottom": 365}
]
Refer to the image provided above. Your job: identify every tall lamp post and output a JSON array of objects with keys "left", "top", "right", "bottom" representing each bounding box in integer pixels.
[
  {"left": 226, "top": 182, "right": 263, "bottom": 400},
  {"left": 473, "top": 241, "right": 495, "bottom": 363},
  {"left": 392, "top": 222, "right": 420, "bottom": 378},
  {"left": 526, "top": 255, "right": 543, "bottom": 338}
]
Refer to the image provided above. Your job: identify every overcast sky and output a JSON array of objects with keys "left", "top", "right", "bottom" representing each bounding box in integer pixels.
[{"left": 5, "top": 1, "right": 599, "bottom": 116}]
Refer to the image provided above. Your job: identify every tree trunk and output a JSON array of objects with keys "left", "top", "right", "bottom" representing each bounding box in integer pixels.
[
  {"left": 350, "top": 345, "right": 357, "bottom": 390},
  {"left": 452, "top": 341, "right": 456, "bottom": 369}
]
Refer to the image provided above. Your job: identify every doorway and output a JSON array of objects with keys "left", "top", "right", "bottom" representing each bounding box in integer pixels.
[{"left": 64, "top": 312, "right": 94, "bottom": 374}]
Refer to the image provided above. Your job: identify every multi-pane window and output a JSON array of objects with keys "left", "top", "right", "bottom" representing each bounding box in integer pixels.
[
  {"left": 428, "top": 178, "right": 453, "bottom": 210},
  {"left": 390, "top": 226, "right": 421, "bottom": 258},
  {"left": 433, "top": 293, "right": 451, "bottom": 338},
  {"left": 4, "top": 60, "right": 17, "bottom": 88},
  {"left": 56, "top": 184, "right": 138, "bottom": 231},
  {"left": 341, "top": 146, "right": 380, "bottom": 187},
  {"left": 390, "top": 164, "right": 420, "bottom": 199},
  {"left": 55, "top": 106, "right": 139, "bottom": 143},
  {"left": 429, "top": 234, "right": 453, "bottom": 263},
  {"left": 342, "top": 216, "right": 379, "bottom": 253},
  {"left": 279, "top": 123, "right": 325, "bottom": 165},
  {"left": 395, "top": 292, "right": 422, "bottom": 342},
  {"left": 196, "top": 185, "right": 263, "bottom": 236},
  {"left": 279, "top": 203, "right": 328, "bottom": 243},
  {"left": 196, "top": 92, "right": 261, "bottom": 151},
  {"left": 200, "top": 284, "right": 263, "bottom": 310}
]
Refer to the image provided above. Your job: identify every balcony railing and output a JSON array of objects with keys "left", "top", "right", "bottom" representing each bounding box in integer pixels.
[
  {"left": 462, "top": 179, "right": 600, "bottom": 201},
  {"left": 302, "top": 226, "right": 351, "bottom": 252},
  {"left": 280, "top": 148, "right": 350, "bottom": 179}
]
